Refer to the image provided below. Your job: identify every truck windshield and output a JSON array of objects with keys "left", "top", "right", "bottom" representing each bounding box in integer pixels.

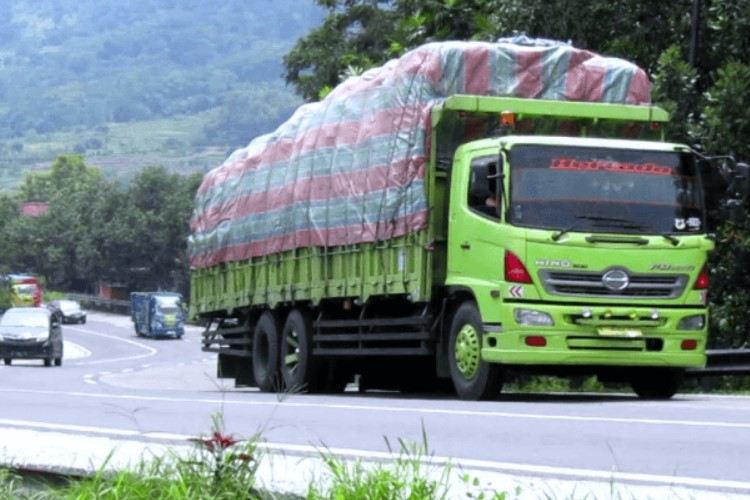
[{"left": 508, "top": 145, "right": 704, "bottom": 235}]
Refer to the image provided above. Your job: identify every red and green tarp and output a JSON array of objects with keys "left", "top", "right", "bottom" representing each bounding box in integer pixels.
[{"left": 189, "top": 39, "right": 651, "bottom": 268}]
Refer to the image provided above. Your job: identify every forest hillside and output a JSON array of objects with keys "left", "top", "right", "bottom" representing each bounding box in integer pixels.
[{"left": 0, "top": 0, "right": 322, "bottom": 188}]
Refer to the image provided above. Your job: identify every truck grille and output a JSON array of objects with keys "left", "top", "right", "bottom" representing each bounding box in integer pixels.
[{"left": 539, "top": 270, "right": 687, "bottom": 298}]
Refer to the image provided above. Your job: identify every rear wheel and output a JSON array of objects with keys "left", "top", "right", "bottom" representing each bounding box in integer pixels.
[
  {"left": 631, "top": 368, "right": 684, "bottom": 399},
  {"left": 280, "top": 309, "right": 319, "bottom": 392},
  {"left": 55, "top": 357, "right": 62, "bottom": 367},
  {"left": 252, "top": 311, "right": 281, "bottom": 392},
  {"left": 448, "top": 302, "right": 502, "bottom": 400},
  {"left": 44, "top": 358, "right": 52, "bottom": 367},
  {"left": 3, "top": 358, "right": 11, "bottom": 366}
]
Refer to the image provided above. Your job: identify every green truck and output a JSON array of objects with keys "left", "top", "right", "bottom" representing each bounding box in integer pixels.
[{"left": 189, "top": 41, "right": 748, "bottom": 400}]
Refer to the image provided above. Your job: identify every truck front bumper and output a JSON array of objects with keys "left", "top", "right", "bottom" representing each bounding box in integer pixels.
[{"left": 482, "top": 303, "right": 707, "bottom": 368}]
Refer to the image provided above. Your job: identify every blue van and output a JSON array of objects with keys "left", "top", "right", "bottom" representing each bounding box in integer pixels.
[{"left": 130, "top": 292, "right": 185, "bottom": 338}]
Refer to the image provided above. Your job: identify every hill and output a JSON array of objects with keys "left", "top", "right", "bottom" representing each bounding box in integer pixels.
[{"left": 0, "top": 0, "right": 322, "bottom": 188}]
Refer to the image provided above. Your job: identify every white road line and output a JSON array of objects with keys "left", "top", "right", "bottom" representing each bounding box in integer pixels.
[
  {"left": 66, "top": 326, "right": 158, "bottom": 365},
  {"left": 84, "top": 379, "right": 97, "bottom": 385},
  {"left": 259, "top": 443, "right": 750, "bottom": 493},
  {"left": 63, "top": 340, "right": 92, "bottom": 360},
  {"left": 0, "top": 388, "right": 748, "bottom": 430},
  {"left": 0, "top": 418, "right": 748, "bottom": 493}
]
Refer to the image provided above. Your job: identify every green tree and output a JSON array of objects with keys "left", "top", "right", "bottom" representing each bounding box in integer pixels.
[
  {"left": 121, "top": 166, "right": 202, "bottom": 294},
  {"left": 284, "top": 0, "right": 398, "bottom": 101}
]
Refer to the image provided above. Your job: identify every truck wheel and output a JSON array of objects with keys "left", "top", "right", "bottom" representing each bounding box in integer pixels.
[
  {"left": 4, "top": 358, "right": 11, "bottom": 366},
  {"left": 252, "top": 311, "right": 281, "bottom": 392},
  {"left": 448, "top": 302, "right": 502, "bottom": 400},
  {"left": 630, "top": 368, "right": 684, "bottom": 399},
  {"left": 44, "top": 358, "right": 52, "bottom": 367},
  {"left": 280, "top": 309, "right": 318, "bottom": 392}
]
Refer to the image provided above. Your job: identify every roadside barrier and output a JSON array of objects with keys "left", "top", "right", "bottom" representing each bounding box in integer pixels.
[{"left": 66, "top": 293, "right": 130, "bottom": 315}]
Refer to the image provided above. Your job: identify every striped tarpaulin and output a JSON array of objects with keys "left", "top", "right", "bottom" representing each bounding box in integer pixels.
[{"left": 188, "top": 40, "right": 650, "bottom": 268}]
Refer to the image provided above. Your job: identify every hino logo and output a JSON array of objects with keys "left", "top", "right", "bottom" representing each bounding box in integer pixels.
[{"left": 602, "top": 269, "right": 630, "bottom": 290}]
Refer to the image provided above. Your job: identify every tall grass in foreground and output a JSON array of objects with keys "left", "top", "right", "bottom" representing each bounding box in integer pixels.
[
  {"left": 309, "top": 429, "right": 455, "bottom": 500},
  {"left": 0, "top": 415, "right": 516, "bottom": 499}
]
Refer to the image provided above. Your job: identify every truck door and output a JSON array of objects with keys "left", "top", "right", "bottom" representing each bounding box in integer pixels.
[{"left": 447, "top": 152, "right": 507, "bottom": 286}]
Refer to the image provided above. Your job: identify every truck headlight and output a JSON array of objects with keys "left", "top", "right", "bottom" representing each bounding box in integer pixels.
[
  {"left": 677, "top": 314, "right": 705, "bottom": 331},
  {"left": 514, "top": 308, "right": 554, "bottom": 326}
]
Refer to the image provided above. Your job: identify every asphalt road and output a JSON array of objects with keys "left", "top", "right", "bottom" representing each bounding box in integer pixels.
[{"left": 1, "top": 310, "right": 750, "bottom": 497}]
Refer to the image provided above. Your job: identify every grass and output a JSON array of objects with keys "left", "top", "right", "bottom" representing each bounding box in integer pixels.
[
  {"left": 0, "top": 414, "right": 518, "bottom": 500},
  {"left": 504, "top": 375, "right": 607, "bottom": 394},
  {"left": 307, "top": 428, "right": 454, "bottom": 500},
  {"left": 0, "top": 408, "right": 725, "bottom": 499}
]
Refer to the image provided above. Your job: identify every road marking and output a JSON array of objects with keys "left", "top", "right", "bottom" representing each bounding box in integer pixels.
[
  {"left": 66, "top": 326, "right": 158, "bottom": 365},
  {"left": 63, "top": 341, "right": 92, "bottom": 360},
  {"left": 258, "top": 443, "right": 750, "bottom": 494},
  {"left": 0, "top": 418, "right": 749, "bottom": 493},
  {"left": 0, "top": 388, "right": 749, "bottom": 430}
]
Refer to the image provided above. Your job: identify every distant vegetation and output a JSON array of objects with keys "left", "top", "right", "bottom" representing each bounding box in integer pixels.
[
  {"left": 0, "top": 155, "right": 200, "bottom": 294},
  {"left": 0, "top": 0, "right": 322, "bottom": 188}
]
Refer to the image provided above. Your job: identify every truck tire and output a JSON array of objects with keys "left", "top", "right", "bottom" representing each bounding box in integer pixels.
[
  {"left": 448, "top": 302, "right": 502, "bottom": 400},
  {"left": 280, "top": 309, "right": 319, "bottom": 392},
  {"left": 630, "top": 368, "right": 684, "bottom": 399},
  {"left": 252, "top": 311, "right": 281, "bottom": 392}
]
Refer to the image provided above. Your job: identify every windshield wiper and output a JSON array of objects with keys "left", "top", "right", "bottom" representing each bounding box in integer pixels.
[
  {"left": 622, "top": 224, "right": 680, "bottom": 247},
  {"left": 605, "top": 221, "right": 681, "bottom": 246},
  {"left": 550, "top": 216, "right": 605, "bottom": 241},
  {"left": 551, "top": 216, "right": 680, "bottom": 246}
]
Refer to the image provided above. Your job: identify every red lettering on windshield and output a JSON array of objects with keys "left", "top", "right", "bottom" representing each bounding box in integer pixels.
[{"left": 550, "top": 157, "right": 673, "bottom": 176}]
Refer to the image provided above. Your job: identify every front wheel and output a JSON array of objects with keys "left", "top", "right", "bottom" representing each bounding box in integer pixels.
[
  {"left": 630, "top": 368, "right": 684, "bottom": 399},
  {"left": 448, "top": 302, "right": 502, "bottom": 400},
  {"left": 3, "top": 358, "right": 11, "bottom": 366}
]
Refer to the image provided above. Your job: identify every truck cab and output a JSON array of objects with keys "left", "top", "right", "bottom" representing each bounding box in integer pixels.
[
  {"left": 432, "top": 97, "right": 725, "bottom": 398},
  {"left": 130, "top": 292, "right": 185, "bottom": 338},
  {"left": 7, "top": 274, "right": 43, "bottom": 307}
]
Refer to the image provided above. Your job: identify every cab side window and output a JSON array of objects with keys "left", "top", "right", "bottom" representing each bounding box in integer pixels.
[{"left": 467, "top": 155, "right": 501, "bottom": 219}]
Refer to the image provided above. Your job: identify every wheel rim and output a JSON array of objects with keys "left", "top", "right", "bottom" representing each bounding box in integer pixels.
[
  {"left": 284, "top": 330, "right": 300, "bottom": 376},
  {"left": 455, "top": 323, "right": 480, "bottom": 379}
]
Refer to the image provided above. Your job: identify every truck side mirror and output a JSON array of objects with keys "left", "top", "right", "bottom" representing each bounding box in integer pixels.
[
  {"left": 735, "top": 162, "right": 750, "bottom": 197},
  {"left": 724, "top": 198, "right": 746, "bottom": 223}
]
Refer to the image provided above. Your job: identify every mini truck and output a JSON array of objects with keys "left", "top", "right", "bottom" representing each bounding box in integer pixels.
[
  {"left": 190, "top": 42, "right": 748, "bottom": 400},
  {"left": 130, "top": 292, "right": 185, "bottom": 338}
]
